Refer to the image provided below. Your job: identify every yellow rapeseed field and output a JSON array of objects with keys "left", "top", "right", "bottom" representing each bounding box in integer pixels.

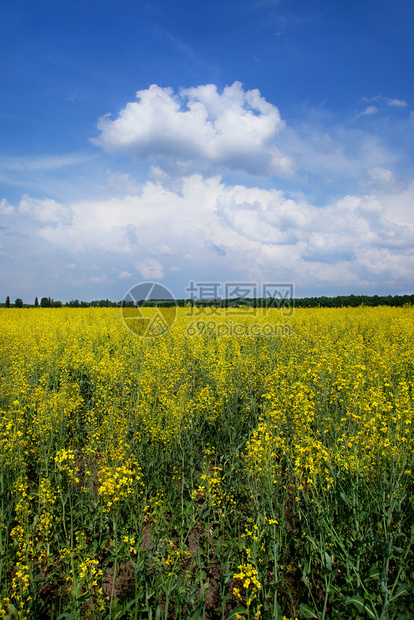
[{"left": 0, "top": 306, "right": 413, "bottom": 619}]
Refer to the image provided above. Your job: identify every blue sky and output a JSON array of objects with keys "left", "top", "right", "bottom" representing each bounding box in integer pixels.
[{"left": 1, "top": 0, "right": 414, "bottom": 302}]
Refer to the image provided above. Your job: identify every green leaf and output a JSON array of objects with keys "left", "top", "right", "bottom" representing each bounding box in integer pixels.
[
  {"left": 189, "top": 608, "right": 205, "bottom": 620},
  {"left": 273, "top": 599, "right": 284, "bottom": 619},
  {"left": 345, "top": 595, "right": 364, "bottom": 611},
  {"left": 365, "top": 565, "right": 381, "bottom": 581},
  {"left": 345, "top": 595, "right": 375, "bottom": 618},
  {"left": 56, "top": 614, "right": 76, "bottom": 620},
  {"left": 324, "top": 551, "right": 332, "bottom": 571},
  {"left": 76, "top": 593, "right": 91, "bottom": 604},
  {"left": 299, "top": 603, "right": 318, "bottom": 618},
  {"left": 226, "top": 609, "right": 246, "bottom": 619},
  {"left": 305, "top": 533, "right": 317, "bottom": 548},
  {"left": 113, "top": 600, "right": 136, "bottom": 620},
  {"left": 389, "top": 584, "right": 409, "bottom": 602},
  {"left": 7, "top": 604, "right": 18, "bottom": 616}
]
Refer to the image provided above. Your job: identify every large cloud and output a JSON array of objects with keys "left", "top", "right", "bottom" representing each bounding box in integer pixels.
[
  {"left": 91, "top": 82, "right": 294, "bottom": 177},
  {"left": 2, "top": 173, "right": 414, "bottom": 300}
]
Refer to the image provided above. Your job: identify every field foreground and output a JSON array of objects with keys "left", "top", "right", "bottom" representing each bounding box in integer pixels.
[{"left": 0, "top": 306, "right": 413, "bottom": 619}]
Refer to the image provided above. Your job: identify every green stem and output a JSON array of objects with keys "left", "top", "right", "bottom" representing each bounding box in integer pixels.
[{"left": 109, "top": 515, "right": 118, "bottom": 619}]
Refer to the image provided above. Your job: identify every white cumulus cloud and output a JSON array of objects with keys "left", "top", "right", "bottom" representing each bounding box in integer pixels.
[
  {"left": 360, "top": 167, "right": 407, "bottom": 193},
  {"left": 135, "top": 258, "right": 165, "bottom": 279},
  {"left": 18, "top": 194, "right": 73, "bottom": 225},
  {"left": 91, "top": 82, "right": 294, "bottom": 177},
  {"left": 2, "top": 172, "right": 413, "bottom": 299},
  {"left": 0, "top": 198, "right": 14, "bottom": 215}
]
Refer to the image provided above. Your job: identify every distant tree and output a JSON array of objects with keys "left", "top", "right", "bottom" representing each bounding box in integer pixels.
[
  {"left": 34, "top": 296, "right": 39, "bottom": 307},
  {"left": 40, "top": 297, "right": 50, "bottom": 308},
  {"left": 5, "top": 296, "right": 10, "bottom": 308},
  {"left": 15, "top": 298, "right": 23, "bottom": 308}
]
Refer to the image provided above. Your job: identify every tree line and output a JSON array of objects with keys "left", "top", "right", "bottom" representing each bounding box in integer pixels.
[{"left": 2, "top": 293, "right": 414, "bottom": 309}]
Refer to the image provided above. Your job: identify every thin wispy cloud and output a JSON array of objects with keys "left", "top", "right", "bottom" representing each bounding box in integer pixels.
[
  {"left": 359, "top": 105, "right": 378, "bottom": 117},
  {"left": 362, "top": 95, "right": 408, "bottom": 108},
  {"left": 0, "top": 154, "right": 95, "bottom": 172}
]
